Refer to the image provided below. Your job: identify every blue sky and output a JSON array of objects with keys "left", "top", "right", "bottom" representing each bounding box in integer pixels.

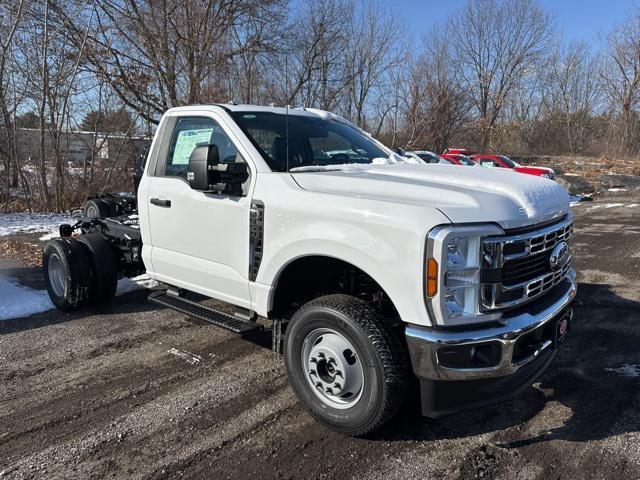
[{"left": 393, "top": 0, "right": 639, "bottom": 47}]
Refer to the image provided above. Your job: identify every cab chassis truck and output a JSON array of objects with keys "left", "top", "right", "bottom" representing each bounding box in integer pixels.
[{"left": 43, "top": 104, "right": 576, "bottom": 436}]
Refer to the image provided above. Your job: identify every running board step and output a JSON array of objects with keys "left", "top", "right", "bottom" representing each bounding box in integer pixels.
[{"left": 148, "top": 291, "right": 262, "bottom": 334}]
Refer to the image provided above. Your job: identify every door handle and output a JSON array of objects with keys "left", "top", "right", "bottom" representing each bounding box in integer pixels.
[{"left": 150, "top": 198, "right": 171, "bottom": 207}]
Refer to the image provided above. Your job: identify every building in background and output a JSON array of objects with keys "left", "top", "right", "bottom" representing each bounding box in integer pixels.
[{"left": 14, "top": 128, "right": 151, "bottom": 169}]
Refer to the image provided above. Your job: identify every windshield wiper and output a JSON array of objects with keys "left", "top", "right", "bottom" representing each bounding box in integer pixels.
[{"left": 289, "top": 165, "right": 346, "bottom": 172}]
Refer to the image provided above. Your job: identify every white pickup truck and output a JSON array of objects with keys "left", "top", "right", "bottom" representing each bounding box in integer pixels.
[{"left": 43, "top": 104, "right": 576, "bottom": 436}]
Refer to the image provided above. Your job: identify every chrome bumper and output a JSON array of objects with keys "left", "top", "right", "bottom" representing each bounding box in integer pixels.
[{"left": 405, "top": 271, "right": 577, "bottom": 381}]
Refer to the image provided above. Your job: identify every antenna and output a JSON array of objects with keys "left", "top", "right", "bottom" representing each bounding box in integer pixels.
[{"left": 285, "top": 55, "right": 290, "bottom": 172}]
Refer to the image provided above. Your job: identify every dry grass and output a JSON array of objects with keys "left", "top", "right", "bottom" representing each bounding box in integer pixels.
[
  {"left": 0, "top": 238, "right": 42, "bottom": 267},
  {"left": 519, "top": 155, "right": 640, "bottom": 178}
]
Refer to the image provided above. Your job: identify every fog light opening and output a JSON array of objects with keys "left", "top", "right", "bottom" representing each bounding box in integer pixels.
[{"left": 438, "top": 342, "right": 501, "bottom": 369}]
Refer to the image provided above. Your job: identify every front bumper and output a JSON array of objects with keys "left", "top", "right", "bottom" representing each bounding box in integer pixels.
[{"left": 405, "top": 272, "right": 576, "bottom": 417}]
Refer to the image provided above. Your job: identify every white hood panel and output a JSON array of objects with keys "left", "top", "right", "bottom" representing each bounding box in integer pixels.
[{"left": 292, "top": 164, "right": 569, "bottom": 230}]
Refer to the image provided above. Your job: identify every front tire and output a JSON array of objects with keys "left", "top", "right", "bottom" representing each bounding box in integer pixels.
[
  {"left": 284, "top": 294, "right": 408, "bottom": 436},
  {"left": 43, "top": 238, "right": 91, "bottom": 311}
]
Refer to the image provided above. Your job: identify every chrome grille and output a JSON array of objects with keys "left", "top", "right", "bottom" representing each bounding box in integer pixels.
[
  {"left": 482, "top": 216, "right": 573, "bottom": 310},
  {"left": 501, "top": 252, "right": 551, "bottom": 286},
  {"left": 501, "top": 221, "right": 573, "bottom": 260}
]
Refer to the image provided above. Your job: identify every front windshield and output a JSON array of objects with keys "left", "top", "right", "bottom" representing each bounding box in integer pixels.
[
  {"left": 230, "top": 111, "right": 389, "bottom": 172},
  {"left": 416, "top": 152, "right": 450, "bottom": 164},
  {"left": 457, "top": 155, "right": 476, "bottom": 166},
  {"left": 499, "top": 155, "right": 519, "bottom": 168}
]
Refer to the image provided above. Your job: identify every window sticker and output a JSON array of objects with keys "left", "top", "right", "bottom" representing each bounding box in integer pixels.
[{"left": 171, "top": 128, "right": 213, "bottom": 165}]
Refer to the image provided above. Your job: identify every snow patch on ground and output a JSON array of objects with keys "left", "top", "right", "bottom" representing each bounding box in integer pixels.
[
  {"left": 569, "top": 193, "right": 595, "bottom": 206},
  {"left": 38, "top": 231, "right": 60, "bottom": 241},
  {"left": 0, "top": 213, "right": 75, "bottom": 237},
  {"left": 115, "top": 274, "right": 159, "bottom": 295},
  {"left": 167, "top": 348, "right": 202, "bottom": 365},
  {"left": 606, "top": 364, "right": 640, "bottom": 378},
  {"left": 0, "top": 273, "right": 159, "bottom": 321},
  {"left": 0, "top": 276, "right": 54, "bottom": 321},
  {"left": 570, "top": 195, "right": 584, "bottom": 206},
  {"left": 585, "top": 203, "right": 635, "bottom": 211}
]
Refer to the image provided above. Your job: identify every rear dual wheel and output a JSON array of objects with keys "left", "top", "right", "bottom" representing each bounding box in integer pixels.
[
  {"left": 78, "top": 234, "right": 118, "bottom": 304},
  {"left": 284, "top": 294, "right": 408, "bottom": 436},
  {"left": 43, "top": 235, "right": 118, "bottom": 310},
  {"left": 43, "top": 238, "right": 92, "bottom": 310},
  {"left": 84, "top": 198, "right": 116, "bottom": 218}
]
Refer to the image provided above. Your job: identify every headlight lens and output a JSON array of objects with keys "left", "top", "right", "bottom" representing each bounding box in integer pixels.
[{"left": 426, "top": 224, "right": 504, "bottom": 326}]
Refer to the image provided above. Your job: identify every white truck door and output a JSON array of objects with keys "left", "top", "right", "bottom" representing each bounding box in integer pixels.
[{"left": 145, "top": 114, "right": 252, "bottom": 308}]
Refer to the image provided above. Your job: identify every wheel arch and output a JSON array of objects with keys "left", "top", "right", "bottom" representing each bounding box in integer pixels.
[{"left": 266, "top": 253, "right": 402, "bottom": 321}]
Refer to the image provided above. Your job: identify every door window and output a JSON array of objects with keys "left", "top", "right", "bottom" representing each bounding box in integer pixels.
[
  {"left": 164, "top": 117, "right": 239, "bottom": 178},
  {"left": 480, "top": 159, "right": 501, "bottom": 168}
]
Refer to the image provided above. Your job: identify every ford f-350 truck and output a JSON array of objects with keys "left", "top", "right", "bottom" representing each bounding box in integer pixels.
[{"left": 43, "top": 104, "right": 575, "bottom": 436}]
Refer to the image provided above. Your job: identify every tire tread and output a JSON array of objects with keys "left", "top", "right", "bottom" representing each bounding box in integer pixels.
[
  {"left": 286, "top": 294, "right": 408, "bottom": 436},
  {"left": 43, "top": 237, "right": 91, "bottom": 310},
  {"left": 78, "top": 233, "right": 118, "bottom": 304}
]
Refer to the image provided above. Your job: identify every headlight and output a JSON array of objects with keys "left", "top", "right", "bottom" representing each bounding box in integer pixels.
[{"left": 425, "top": 224, "right": 504, "bottom": 326}]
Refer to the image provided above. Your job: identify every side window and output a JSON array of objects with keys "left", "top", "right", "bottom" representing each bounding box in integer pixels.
[
  {"left": 163, "top": 117, "right": 239, "bottom": 178},
  {"left": 480, "top": 160, "right": 499, "bottom": 168}
]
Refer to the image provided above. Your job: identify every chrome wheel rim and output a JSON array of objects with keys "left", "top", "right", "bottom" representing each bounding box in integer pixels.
[
  {"left": 86, "top": 205, "right": 98, "bottom": 218},
  {"left": 301, "top": 328, "right": 364, "bottom": 409},
  {"left": 48, "top": 253, "right": 66, "bottom": 297}
]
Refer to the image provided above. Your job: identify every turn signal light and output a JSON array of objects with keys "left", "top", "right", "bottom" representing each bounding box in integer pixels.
[{"left": 426, "top": 258, "right": 438, "bottom": 297}]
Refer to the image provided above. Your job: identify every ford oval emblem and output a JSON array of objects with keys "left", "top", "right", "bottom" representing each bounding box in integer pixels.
[{"left": 549, "top": 241, "right": 570, "bottom": 270}]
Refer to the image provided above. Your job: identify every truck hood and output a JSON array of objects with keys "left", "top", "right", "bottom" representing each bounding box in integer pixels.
[{"left": 291, "top": 164, "right": 569, "bottom": 230}]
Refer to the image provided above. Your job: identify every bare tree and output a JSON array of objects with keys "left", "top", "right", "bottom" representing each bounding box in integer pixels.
[
  {"left": 0, "top": 0, "right": 27, "bottom": 209},
  {"left": 450, "top": 0, "right": 555, "bottom": 148},
  {"left": 404, "top": 28, "right": 468, "bottom": 152},
  {"left": 602, "top": 13, "right": 640, "bottom": 154},
  {"left": 549, "top": 41, "right": 602, "bottom": 154},
  {"left": 14, "top": 0, "right": 96, "bottom": 210},
  {"left": 58, "top": 0, "right": 285, "bottom": 123},
  {"left": 341, "top": 1, "right": 407, "bottom": 129},
  {"left": 264, "top": 0, "right": 352, "bottom": 110}
]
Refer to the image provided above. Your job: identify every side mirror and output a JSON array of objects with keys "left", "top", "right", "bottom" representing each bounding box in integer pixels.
[
  {"left": 187, "top": 144, "right": 250, "bottom": 195},
  {"left": 187, "top": 144, "right": 219, "bottom": 191}
]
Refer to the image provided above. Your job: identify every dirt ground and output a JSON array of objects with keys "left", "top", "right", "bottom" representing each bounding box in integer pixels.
[{"left": 1, "top": 194, "right": 640, "bottom": 480}]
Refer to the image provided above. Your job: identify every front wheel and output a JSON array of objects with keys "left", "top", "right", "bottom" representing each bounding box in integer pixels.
[{"left": 284, "top": 294, "right": 408, "bottom": 436}]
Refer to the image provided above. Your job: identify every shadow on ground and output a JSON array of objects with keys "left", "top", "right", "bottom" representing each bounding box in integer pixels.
[
  {"left": 371, "top": 282, "right": 640, "bottom": 445},
  {"left": 0, "top": 289, "right": 158, "bottom": 334}
]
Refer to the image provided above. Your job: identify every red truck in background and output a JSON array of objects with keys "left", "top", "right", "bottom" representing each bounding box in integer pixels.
[
  {"left": 472, "top": 154, "right": 555, "bottom": 179},
  {"left": 442, "top": 149, "right": 555, "bottom": 179},
  {"left": 440, "top": 148, "right": 477, "bottom": 166}
]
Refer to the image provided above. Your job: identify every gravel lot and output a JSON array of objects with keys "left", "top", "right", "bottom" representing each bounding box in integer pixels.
[{"left": 1, "top": 194, "right": 640, "bottom": 480}]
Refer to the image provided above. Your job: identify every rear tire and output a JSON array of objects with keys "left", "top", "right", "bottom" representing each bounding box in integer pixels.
[
  {"left": 43, "top": 238, "right": 91, "bottom": 311},
  {"left": 84, "top": 198, "right": 113, "bottom": 218},
  {"left": 284, "top": 294, "right": 408, "bottom": 436},
  {"left": 78, "top": 233, "right": 118, "bottom": 304}
]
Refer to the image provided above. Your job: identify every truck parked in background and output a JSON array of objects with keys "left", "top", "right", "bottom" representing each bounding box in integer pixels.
[
  {"left": 472, "top": 154, "right": 556, "bottom": 179},
  {"left": 43, "top": 105, "right": 576, "bottom": 436}
]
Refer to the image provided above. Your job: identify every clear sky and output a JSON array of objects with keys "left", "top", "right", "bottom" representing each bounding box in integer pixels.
[{"left": 393, "top": 0, "right": 639, "bottom": 47}]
